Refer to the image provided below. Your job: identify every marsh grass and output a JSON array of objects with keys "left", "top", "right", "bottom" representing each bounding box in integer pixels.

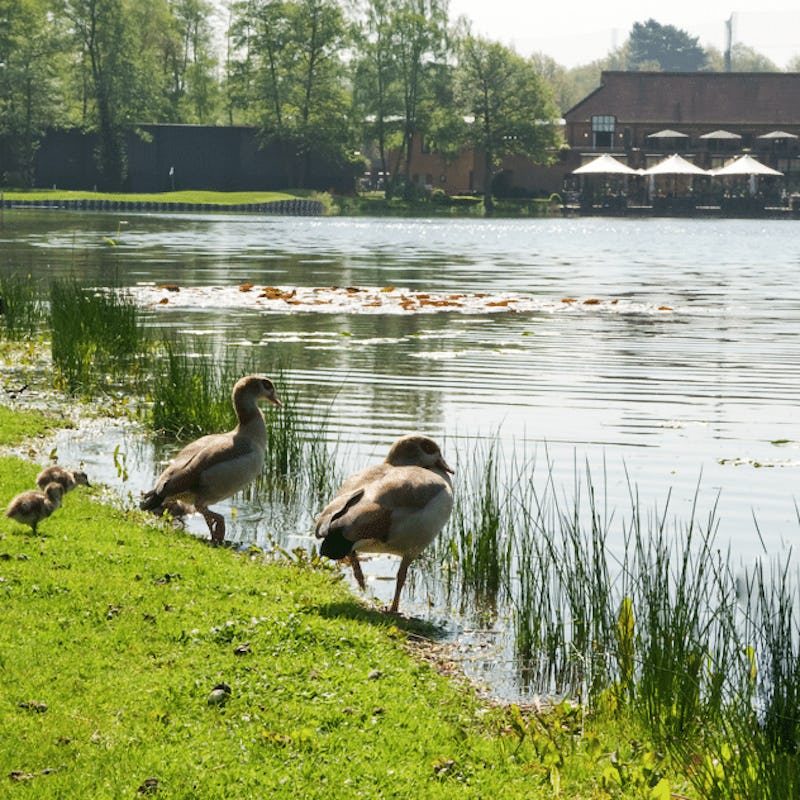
[
  {"left": 147, "top": 340, "right": 247, "bottom": 437},
  {"left": 434, "top": 440, "right": 800, "bottom": 795},
  {"left": 0, "top": 274, "right": 47, "bottom": 339},
  {"left": 49, "top": 278, "right": 147, "bottom": 393},
  {"left": 440, "top": 438, "right": 512, "bottom": 614}
]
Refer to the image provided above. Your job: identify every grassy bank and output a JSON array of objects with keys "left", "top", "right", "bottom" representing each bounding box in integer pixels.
[
  {"left": 331, "top": 191, "right": 562, "bottom": 218},
  {"left": 0, "top": 189, "right": 297, "bottom": 205},
  {"left": 0, "top": 406, "right": 680, "bottom": 799},
  {"left": 0, "top": 187, "right": 562, "bottom": 217}
]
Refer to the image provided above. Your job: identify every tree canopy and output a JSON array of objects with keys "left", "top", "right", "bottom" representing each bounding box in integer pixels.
[
  {"left": 0, "top": 3, "right": 796, "bottom": 193},
  {"left": 455, "top": 35, "right": 560, "bottom": 213},
  {"left": 627, "top": 18, "right": 708, "bottom": 72}
]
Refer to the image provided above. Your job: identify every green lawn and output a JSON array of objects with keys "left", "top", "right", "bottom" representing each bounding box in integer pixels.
[
  {"left": 0, "top": 406, "right": 680, "bottom": 799},
  {"left": 0, "top": 189, "right": 298, "bottom": 205}
]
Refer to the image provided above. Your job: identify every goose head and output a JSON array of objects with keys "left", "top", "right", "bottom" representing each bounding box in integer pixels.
[
  {"left": 43, "top": 481, "right": 65, "bottom": 508},
  {"left": 232, "top": 375, "right": 283, "bottom": 422},
  {"left": 384, "top": 434, "right": 454, "bottom": 475}
]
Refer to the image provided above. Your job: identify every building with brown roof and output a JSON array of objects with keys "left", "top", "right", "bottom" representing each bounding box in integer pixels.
[{"left": 564, "top": 71, "right": 800, "bottom": 182}]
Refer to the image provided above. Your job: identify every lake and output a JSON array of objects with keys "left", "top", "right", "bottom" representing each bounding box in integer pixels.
[{"left": 2, "top": 209, "right": 799, "bottom": 698}]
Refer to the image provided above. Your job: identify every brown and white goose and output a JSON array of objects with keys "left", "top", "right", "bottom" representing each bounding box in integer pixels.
[
  {"left": 315, "top": 435, "right": 454, "bottom": 614},
  {"left": 140, "top": 375, "right": 282, "bottom": 543},
  {"left": 36, "top": 465, "right": 90, "bottom": 493},
  {"left": 5, "top": 482, "right": 65, "bottom": 534}
]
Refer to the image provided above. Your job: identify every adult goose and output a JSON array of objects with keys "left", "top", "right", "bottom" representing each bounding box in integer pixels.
[
  {"left": 5, "top": 482, "right": 65, "bottom": 534},
  {"left": 315, "top": 434, "right": 454, "bottom": 614},
  {"left": 140, "top": 375, "right": 282, "bottom": 543},
  {"left": 36, "top": 466, "right": 90, "bottom": 493}
]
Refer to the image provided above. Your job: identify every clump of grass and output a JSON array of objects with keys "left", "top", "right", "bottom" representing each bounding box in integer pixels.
[
  {"left": 0, "top": 273, "right": 47, "bottom": 339},
  {"left": 49, "top": 278, "right": 146, "bottom": 393},
  {"left": 509, "top": 459, "right": 616, "bottom": 700},
  {"left": 147, "top": 341, "right": 246, "bottom": 437},
  {"left": 437, "top": 443, "right": 800, "bottom": 792},
  {"left": 441, "top": 437, "right": 512, "bottom": 615}
]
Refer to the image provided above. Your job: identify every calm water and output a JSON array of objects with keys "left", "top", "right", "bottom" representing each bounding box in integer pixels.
[{"left": 2, "top": 210, "right": 799, "bottom": 696}]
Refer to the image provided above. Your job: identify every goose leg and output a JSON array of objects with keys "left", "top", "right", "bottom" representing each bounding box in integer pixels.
[
  {"left": 348, "top": 552, "right": 366, "bottom": 591},
  {"left": 199, "top": 506, "right": 226, "bottom": 544},
  {"left": 389, "top": 557, "right": 410, "bottom": 614}
]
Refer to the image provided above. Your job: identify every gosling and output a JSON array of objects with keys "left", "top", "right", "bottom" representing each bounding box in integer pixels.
[
  {"left": 36, "top": 465, "right": 90, "bottom": 494},
  {"left": 5, "top": 482, "right": 65, "bottom": 534}
]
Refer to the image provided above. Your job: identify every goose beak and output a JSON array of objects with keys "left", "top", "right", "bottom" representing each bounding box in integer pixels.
[
  {"left": 268, "top": 395, "right": 283, "bottom": 408},
  {"left": 438, "top": 456, "right": 454, "bottom": 474}
]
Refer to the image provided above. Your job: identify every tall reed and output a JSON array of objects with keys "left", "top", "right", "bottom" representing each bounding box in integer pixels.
[
  {"left": 441, "top": 437, "right": 512, "bottom": 615},
  {"left": 0, "top": 273, "right": 46, "bottom": 339},
  {"left": 434, "top": 443, "right": 800, "bottom": 792},
  {"left": 147, "top": 341, "right": 246, "bottom": 437},
  {"left": 49, "top": 278, "right": 146, "bottom": 393}
]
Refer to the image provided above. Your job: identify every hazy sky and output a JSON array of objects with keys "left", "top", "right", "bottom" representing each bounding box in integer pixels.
[{"left": 447, "top": 2, "right": 800, "bottom": 69}]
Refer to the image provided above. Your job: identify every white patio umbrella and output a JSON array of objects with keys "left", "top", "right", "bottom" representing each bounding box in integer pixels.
[
  {"left": 643, "top": 154, "right": 708, "bottom": 175},
  {"left": 643, "top": 154, "right": 708, "bottom": 203},
  {"left": 571, "top": 154, "right": 638, "bottom": 175},
  {"left": 699, "top": 129, "right": 741, "bottom": 140},
  {"left": 647, "top": 129, "right": 689, "bottom": 139},
  {"left": 710, "top": 154, "right": 783, "bottom": 177},
  {"left": 710, "top": 154, "right": 783, "bottom": 197},
  {"left": 571, "top": 154, "right": 638, "bottom": 205},
  {"left": 756, "top": 130, "right": 798, "bottom": 140}
]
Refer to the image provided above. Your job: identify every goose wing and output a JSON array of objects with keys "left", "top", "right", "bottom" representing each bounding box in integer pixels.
[
  {"left": 315, "top": 467, "right": 449, "bottom": 556},
  {"left": 150, "top": 431, "right": 260, "bottom": 502}
]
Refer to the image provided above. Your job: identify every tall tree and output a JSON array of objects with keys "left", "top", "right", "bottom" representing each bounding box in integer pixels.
[
  {"left": 0, "top": 0, "right": 65, "bottom": 186},
  {"left": 65, "top": 0, "right": 166, "bottom": 189},
  {"left": 455, "top": 35, "right": 560, "bottom": 215},
  {"left": 230, "top": 0, "right": 353, "bottom": 187},
  {"left": 627, "top": 19, "right": 707, "bottom": 72},
  {"left": 352, "top": 0, "right": 400, "bottom": 188},
  {"left": 162, "top": 0, "right": 220, "bottom": 122},
  {"left": 352, "top": 0, "right": 451, "bottom": 197}
]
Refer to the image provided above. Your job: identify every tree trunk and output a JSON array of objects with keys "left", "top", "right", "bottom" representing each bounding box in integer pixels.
[{"left": 483, "top": 148, "right": 494, "bottom": 215}]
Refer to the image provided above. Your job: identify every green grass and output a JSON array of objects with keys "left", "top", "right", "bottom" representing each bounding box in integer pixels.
[
  {"left": 0, "top": 404, "right": 60, "bottom": 446},
  {"left": 1, "top": 189, "right": 297, "bottom": 205},
  {"left": 0, "top": 428, "right": 684, "bottom": 798},
  {"left": 49, "top": 278, "right": 148, "bottom": 394},
  {"left": 0, "top": 274, "right": 47, "bottom": 340}
]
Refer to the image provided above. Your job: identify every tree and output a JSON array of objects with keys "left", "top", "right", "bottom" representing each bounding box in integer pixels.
[
  {"left": 161, "top": 0, "right": 220, "bottom": 122},
  {"left": 230, "top": 0, "right": 355, "bottom": 188},
  {"left": 66, "top": 0, "right": 168, "bottom": 189},
  {"left": 454, "top": 35, "right": 560, "bottom": 214},
  {"left": 352, "top": 0, "right": 402, "bottom": 189},
  {"left": 389, "top": 0, "right": 450, "bottom": 195},
  {"left": 627, "top": 19, "right": 707, "bottom": 72},
  {"left": 0, "top": 0, "right": 65, "bottom": 186},
  {"left": 353, "top": 0, "right": 453, "bottom": 197}
]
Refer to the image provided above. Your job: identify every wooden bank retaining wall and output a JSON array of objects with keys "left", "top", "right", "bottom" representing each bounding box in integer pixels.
[{"left": 0, "top": 198, "right": 325, "bottom": 216}]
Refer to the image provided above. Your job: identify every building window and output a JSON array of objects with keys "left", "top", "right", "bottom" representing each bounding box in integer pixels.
[{"left": 592, "top": 115, "right": 616, "bottom": 148}]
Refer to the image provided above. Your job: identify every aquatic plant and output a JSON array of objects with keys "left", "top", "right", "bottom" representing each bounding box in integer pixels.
[
  {"left": 147, "top": 341, "right": 245, "bottom": 437},
  {"left": 0, "top": 273, "right": 47, "bottom": 340},
  {"left": 441, "top": 437, "right": 512, "bottom": 615},
  {"left": 49, "top": 278, "right": 146, "bottom": 393},
  {"left": 432, "top": 441, "right": 800, "bottom": 791}
]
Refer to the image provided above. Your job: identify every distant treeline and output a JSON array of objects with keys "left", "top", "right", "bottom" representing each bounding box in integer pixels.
[{"left": 1, "top": 2, "right": 794, "bottom": 194}]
